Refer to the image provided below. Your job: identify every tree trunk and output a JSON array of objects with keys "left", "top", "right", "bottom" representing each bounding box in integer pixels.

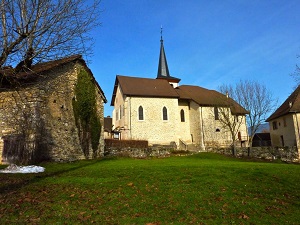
[{"left": 231, "top": 141, "right": 236, "bottom": 156}]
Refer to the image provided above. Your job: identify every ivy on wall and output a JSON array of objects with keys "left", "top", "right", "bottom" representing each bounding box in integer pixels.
[{"left": 72, "top": 69, "right": 101, "bottom": 158}]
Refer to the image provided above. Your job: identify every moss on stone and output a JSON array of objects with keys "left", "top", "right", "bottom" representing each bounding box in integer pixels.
[{"left": 72, "top": 69, "right": 101, "bottom": 157}]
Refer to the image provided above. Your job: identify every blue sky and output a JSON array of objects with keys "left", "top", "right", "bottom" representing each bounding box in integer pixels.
[{"left": 87, "top": 0, "right": 300, "bottom": 117}]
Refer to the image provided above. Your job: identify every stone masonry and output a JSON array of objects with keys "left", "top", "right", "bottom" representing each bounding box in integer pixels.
[{"left": 0, "top": 56, "right": 106, "bottom": 164}]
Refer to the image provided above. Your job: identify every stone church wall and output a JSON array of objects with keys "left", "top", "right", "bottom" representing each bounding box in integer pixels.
[
  {"left": 0, "top": 62, "right": 105, "bottom": 164},
  {"left": 177, "top": 100, "right": 192, "bottom": 144},
  {"left": 129, "top": 96, "right": 179, "bottom": 145},
  {"left": 188, "top": 101, "right": 202, "bottom": 146}
]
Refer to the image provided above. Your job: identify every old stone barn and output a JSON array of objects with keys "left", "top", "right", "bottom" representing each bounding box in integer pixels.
[{"left": 0, "top": 55, "right": 107, "bottom": 164}]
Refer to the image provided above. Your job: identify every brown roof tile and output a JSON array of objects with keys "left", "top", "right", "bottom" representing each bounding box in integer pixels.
[
  {"left": 1, "top": 55, "right": 82, "bottom": 81},
  {"left": 177, "top": 85, "right": 248, "bottom": 115},
  {"left": 266, "top": 85, "right": 300, "bottom": 121},
  {"left": 0, "top": 55, "right": 107, "bottom": 103},
  {"left": 111, "top": 75, "right": 179, "bottom": 106},
  {"left": 111, "top": 76, "right": 248, "bottom": 115}
]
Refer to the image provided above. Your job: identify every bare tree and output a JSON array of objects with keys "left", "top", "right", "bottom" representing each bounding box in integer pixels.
[
  {"left": 291, "top": 63, "right": 300, "bottom": 87},
  {"left": 219, "top": 80, "right": 277, "bottom": 150},
  {"left": 0, "top": 0, "right": 101, "bottom": 70},
  {"left": 213, "top": 94, "right": 247, "bottom": 156}
]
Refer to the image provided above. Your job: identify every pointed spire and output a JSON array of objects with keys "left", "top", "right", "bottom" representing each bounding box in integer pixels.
[
  {"left": 156, "top": 27, "right": 181, "bottom": 84},
  {"left": 157, "top": 26, "right": 171, "bottom": 78}
]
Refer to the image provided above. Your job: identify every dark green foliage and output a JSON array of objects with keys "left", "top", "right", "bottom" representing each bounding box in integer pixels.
[
  {"left": 90, "top": 112, "right": 101, "bottom": 155},
  {"left": 72, "top": 69, "right": 101, "bottom": 157},
  {"left": 73, "top": 69, "right": 96, "bottom": 126}
]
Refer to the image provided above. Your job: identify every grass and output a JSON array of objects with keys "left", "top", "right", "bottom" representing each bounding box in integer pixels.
[{"left": 0, "top": 153, "right": 299, "bottom": 224}]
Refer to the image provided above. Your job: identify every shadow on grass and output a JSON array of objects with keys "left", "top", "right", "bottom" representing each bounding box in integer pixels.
[{"left": 0, "top": 159, "right": 106, "bottom": 195}]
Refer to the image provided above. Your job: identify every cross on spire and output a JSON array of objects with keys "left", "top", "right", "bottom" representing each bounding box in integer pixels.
[
  {"left": 157, "top": 26, "right": 170, "bottom": 78},
  {"left": 156, "top": 27, "right": 181, "bottom": 84}
]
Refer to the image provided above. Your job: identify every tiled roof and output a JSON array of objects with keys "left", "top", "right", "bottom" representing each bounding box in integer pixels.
[
  {"left": 111, "top": 75, "right": 248, "bottom": 115},
  {"left": 177, "top": 85, "right": 248, "bottom": 115},
  {"left": 111, "top": 75, "right": 180, "bottom": 106},
  {"left": 1, "top": 55, "right": 82, "bottom": 82},
  {"left": 0, "top": 55, "right": 107, "bottom": 103},
  {"left": 266, "top": 85, "right": 300, "bottom": 121}
]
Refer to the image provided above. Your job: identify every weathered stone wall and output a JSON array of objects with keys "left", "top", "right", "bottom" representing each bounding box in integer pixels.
[
  {"left": 0, "top": 61, "right": 105, "bottom": 164},
  {"left": 116, "top": 95, "right": 179, "bottom": 146},
  {"left": 206, "top": 146, "right": 299, "bottom": 162},
  {"left": 104, "top": 146, "right": 172, "bottom": 158},
  {"left": 201, "top": 106, "right": 248, "bottom": 148},
  {"left": 104, "top": 144, "right": 299, "bottom": 162}
]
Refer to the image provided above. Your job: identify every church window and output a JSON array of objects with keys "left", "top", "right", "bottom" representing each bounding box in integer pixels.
[
  {"left": 122, "top": 104, "right": 125, "bottom": 117},
  {"left": 119, "top": 105, "right": 122, "bottom": 118},
  {"left": 180, "top": 109, "right": 185, "bottom": 122},
  {"left": 138, "top": 106, "right": 144, "bottom": 120},
  {"left": 163, "top": 106, "right": 168, "bottom": 120},
  {"left": 116, "top": 110, "right": 119, "bottom": 121},
  {"left": 214, "top": 107, "right": 219, "bottom": 120}
]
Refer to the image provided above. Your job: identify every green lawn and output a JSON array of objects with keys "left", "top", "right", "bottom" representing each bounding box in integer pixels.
[{"left": 0, "top": 153, "right": 299, "bottom": 224}]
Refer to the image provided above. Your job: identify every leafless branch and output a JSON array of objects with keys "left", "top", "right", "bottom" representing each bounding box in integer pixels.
[
  {"left": 219, "top": 80, "right": 277, "bottom": 146},
  {"left": 0, "top": 0, "right": 101, "bottom": 69}
]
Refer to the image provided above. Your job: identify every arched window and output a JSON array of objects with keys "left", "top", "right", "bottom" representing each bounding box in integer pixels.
[
  {"left": 180, "top": 109, "right": 185, "bottom": 122},
  {"left": 138, "top": 106, "right": 144, "bottom": 120},
  {"left": 214, "top": 107, "right": 219, "bottom": 120},
  {"left": 163, "top": 106, "right": 168, "bottom": 120}
]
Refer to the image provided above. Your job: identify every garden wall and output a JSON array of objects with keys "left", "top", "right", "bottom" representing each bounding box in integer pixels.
[
  {"left": 205, "top": 146, "right": 299, "bottom": 162},
  {"left": 104, "top": 139, "right": 173, "bottom": 158},
  {"left": 104, "top": 139, "right": 299, "bottom": 163}
]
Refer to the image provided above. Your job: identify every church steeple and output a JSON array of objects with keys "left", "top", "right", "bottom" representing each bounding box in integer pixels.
[
  {"left": 157, "top": 27, "right": 171, "bottom": 78},
  {"left": 156, "top": 27, "right": 181, "bottom": 85}
]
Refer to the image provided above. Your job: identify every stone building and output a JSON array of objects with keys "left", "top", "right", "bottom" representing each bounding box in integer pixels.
[
  {"left": 266, "top": 85, "right": 300, "bottom": 153},
  {"left": 110, "top": 37, "right": 248, "bottom": 150},
  {"left": 0, "top": 55, "right": 107, "bottom": 164}
]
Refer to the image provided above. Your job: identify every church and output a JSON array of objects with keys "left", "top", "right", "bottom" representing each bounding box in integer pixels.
[{"left": 110, "top": 35, "right": 248, "bottom": 150}]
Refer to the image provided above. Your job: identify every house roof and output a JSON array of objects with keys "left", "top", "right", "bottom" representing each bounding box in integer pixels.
[
  {"left": 111, "top": 75, "right": 248, "bottom": 115},
  {"left": 0, "top": 55, "right": 107, "bottom": 103},
  {"left": 110, "top": 75, "right": 180, "bottom": 106},
  {"left": 176, "top": 85, "right": 249, "bottom": 115},
  {"left": 266, "top": 85, "right": 300, "bottom": 121}
]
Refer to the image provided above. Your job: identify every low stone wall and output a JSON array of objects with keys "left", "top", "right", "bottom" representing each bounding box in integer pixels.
[
  {"left": 105, "top": 144, "right": 299, "bottom": 163},
  {"left": 104, "top": 146, "right": 172, "bottom": 158},
  {"left": 206, "top": 146, "right": 299, "bottom": 162}
]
